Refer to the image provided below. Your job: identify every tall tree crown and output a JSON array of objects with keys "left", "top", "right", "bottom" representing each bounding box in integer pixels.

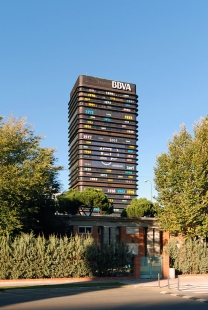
[
  {"left": 0, "top": 116, "right": 63, "bottom": 235},
  {"left": 154, "top": 116, "right": 208, "bottom": 237}
]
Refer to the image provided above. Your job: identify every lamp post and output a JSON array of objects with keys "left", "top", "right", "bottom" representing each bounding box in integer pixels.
[{"left": 144, "top": 180, "right": 152, "bottom": 202}]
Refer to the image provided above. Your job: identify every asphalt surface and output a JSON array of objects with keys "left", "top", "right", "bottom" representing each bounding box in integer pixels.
[
  {"left": 0, "top": 276, "right": 208, "bottom": 309},
  {"left": 0, "top": 285, "right": 208, "bottom": 310}
]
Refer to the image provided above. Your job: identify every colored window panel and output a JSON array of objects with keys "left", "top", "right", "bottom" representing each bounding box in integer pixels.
[
  {"left": 117, "top": 189, "right": 126, "bottom": 194},
  {"left": 85, "top": 110, "right": 94, "bottom": 114},
  {"left": 127, "top": 190, "right": 135, "bottom": 194}
]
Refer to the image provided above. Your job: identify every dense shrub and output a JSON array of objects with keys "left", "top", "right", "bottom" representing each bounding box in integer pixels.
[
  {"left": 165, "top": 237, "right": 208, "bottom": 274},
  {"left": 0, "top": 233, "right": 133, "bottom": 279}
]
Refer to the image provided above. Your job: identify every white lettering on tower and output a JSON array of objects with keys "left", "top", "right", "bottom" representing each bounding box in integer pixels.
[{"left": 112, "top": 81, "right": 132, "bottom": 91}]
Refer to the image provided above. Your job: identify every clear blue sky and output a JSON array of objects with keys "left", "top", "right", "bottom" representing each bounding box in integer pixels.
[{"left": 1, "top": 0, "right": 208, "bottom": 201}]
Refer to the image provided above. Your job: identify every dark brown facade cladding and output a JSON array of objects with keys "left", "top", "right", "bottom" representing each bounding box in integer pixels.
[{"left": 68, "top": 75, "right": 138, "bottom": 215}]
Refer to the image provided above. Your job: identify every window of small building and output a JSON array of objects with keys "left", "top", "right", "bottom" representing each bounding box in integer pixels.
[
  {"left": 126, "top": 243, "right": 138, "bottom": 255},
  {"left": 78, "top": 226, "right": 93, "bottom": 234},
  {"left": 126, "top": 227, "right": 139, "bottom": 234}
]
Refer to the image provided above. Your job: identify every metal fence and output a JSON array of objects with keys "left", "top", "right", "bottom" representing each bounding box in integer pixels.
[{"left": 140, "top": 256, "right": 162, "bottom": 279}]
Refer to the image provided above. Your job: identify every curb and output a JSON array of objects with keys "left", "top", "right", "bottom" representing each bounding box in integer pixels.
[{"left": 160, "top": 291, "right": 208, "bottom": 304}]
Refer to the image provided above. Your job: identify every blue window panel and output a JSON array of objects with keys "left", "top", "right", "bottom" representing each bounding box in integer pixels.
[
  {"left": 117, "top": 189, "right": 126, "bottom": 194},
  {"left": 85, "top": 110, "right": 94, "bottom": 114}
]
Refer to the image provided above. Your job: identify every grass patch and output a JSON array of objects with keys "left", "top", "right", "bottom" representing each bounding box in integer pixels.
[{"left": 0, "top": 282, "right": 127, "bottom": 291}]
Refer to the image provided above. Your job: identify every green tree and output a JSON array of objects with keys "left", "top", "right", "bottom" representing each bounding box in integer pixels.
[
  {"left": 0, "top": 116, "right": 63, "bottom": 235},
  {"left": 121, "top": 197, "right": 155, "bottom": 217},
  {"left": 57, "top": 188, "right": 81, "bottom": 215},
  {"left": 80, "top": 187, "right": 113, "bottom": 214},
  {"left": 154, "top": 116, "right": 208, "bottom": 237},
  {"left": 58, "top": 187, "right": 113, "bottom": 215}
]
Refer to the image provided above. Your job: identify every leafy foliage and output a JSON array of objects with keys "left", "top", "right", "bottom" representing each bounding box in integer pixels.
[
  {"left": 80, "top": 187, "right": 113, "bottom": 214},
  {"left": 154, "top": 116, "right": 208, "bottom": 237},
  {"left": 57, "top": 189, "right": 81, "bottom": 215},
  {"left": 0, "top": 116, "right": 63, "bottom": 235},
  {"left": 58, "top": 187, "right": 113, "bottom": 215},
  {"left": 121, "top": 198, "right": 155, "bottom": 217},
  {"left": 165, "top": 237, "right": 208, "bottom": 274},
  {"left": 0, "top": 233, "right": 133, "bottom": 279}
]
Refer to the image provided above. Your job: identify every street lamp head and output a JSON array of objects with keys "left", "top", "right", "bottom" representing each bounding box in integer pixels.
[{"left": 144, "top": 179, "right": 152, "bottom": 202}]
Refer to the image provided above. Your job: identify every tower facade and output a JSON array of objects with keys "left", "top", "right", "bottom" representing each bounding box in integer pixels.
[{"left": 68, "top": 75, "right": 138, "bottom": 215}]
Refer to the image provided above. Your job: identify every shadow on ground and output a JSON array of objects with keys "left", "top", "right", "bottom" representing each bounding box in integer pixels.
[{"left": 0, "top": 283, "right": 207, "bottom": 310}]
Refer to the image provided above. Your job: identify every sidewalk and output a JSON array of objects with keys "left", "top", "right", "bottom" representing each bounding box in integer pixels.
[
  {"left": 120, "top": 275, "right": 208, "bottom": 289},
  {"left": 0, "top": 275, "right": 207, "bottom": 288}
]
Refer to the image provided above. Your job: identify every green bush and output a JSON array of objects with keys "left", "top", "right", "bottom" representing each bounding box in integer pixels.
[
  {"left": 165, "top": 237, "right": 208, "bottom": 274},
  {"left": 86, "top": 241, "right": 133, "bottom": 277},
  {"left": 0, "top": 233, "right": 133, "bottom": 279}
]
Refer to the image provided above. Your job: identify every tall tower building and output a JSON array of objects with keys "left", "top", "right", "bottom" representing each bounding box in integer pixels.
[{"left": 68, "top": 75, "right": 138, "bottom": 215}]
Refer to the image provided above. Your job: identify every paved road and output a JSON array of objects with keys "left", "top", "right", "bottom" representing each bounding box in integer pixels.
[{"left": 0, "top": 285, "right": 208, "bottom": 310}]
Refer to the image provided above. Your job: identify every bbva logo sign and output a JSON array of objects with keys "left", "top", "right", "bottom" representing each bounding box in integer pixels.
[{"left": 112, "top": 81, "right": 131, "bottom": 91}]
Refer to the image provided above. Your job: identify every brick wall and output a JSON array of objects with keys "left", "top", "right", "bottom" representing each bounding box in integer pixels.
[
  {"left": 132, "top": 255, "right": 140, "bottom": 278},
  {"left": 138, "top": 228, "right": 145, "bottom": 256},
  {"left": 161, "top": 231, "right": 170, "bottom": 278},
  {"left": 73, "top": 225, "right": 78, "bottom": 235},
  {"left": 92, "top": 226, "right": 98, "bottom": 240}
]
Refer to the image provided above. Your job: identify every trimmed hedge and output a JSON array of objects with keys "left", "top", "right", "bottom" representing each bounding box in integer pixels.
[
  {"left": 165, "top": 237, "right": 208, "bottom": 274},
  {"left": 0, "top": 233, "right": 133, "bottom": 279}
]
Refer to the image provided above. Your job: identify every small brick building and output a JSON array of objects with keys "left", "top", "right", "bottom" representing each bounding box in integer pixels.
[{"left": 56, "top": 214, "right": 170, "bottom": 278}]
